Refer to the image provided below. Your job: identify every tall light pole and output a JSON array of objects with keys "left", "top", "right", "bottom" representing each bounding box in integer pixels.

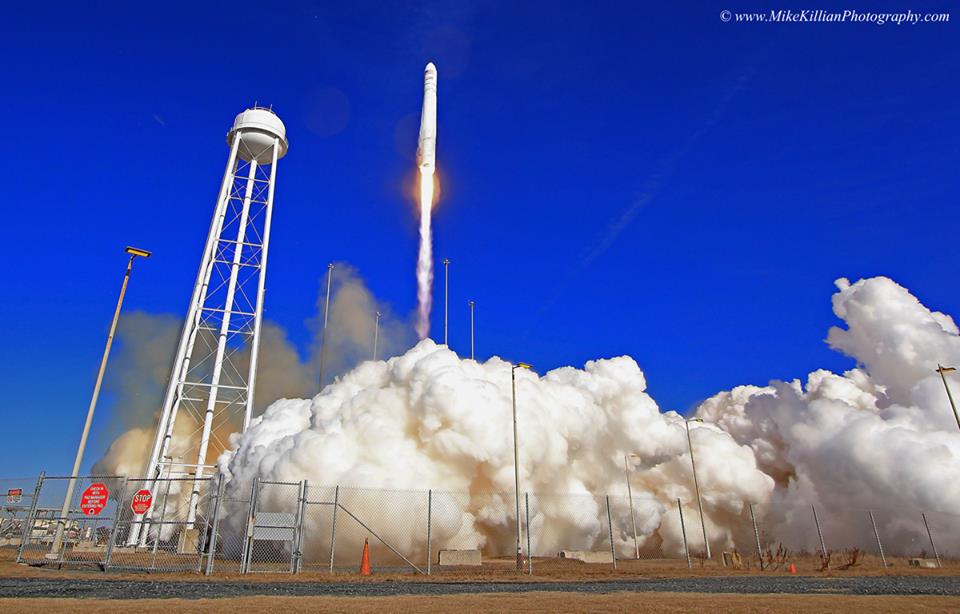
[
  {"left": 443, "top": 258, "right": 450, "bottom": 346},
  {"left": 317, "top": 263, "right": 334, "bottom": 391},
  {"left": 373, "top": 311, "right": 381, "bottom": 360},
  {"left": 511, "top": 361, "right": 532, "bottom": 571},
  {"left": 50, "top": 246, "right": 151, "bottom": 556},
  {"left": 468, "top": 300, "right": 475, "bottom": 360},
  {"left": 685, "top": 418, "right": 711, "bottom": 559},
  {"left": 624, "top": 453, "right": 640, "bottom": 560},
  {"left": 935, "top": 365, "right": 960, "bottom": 432}
]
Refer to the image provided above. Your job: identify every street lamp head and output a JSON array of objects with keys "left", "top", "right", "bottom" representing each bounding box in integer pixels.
[
  {"left": 937, "top": 365, "right": 956, "bottom": 374},
  {"left": 443, "top": 258, "right": 450, "bottom": 265},
  {"left": 327, "top": 263, "right": 334, "bottom": 269},
  {"left": 513, "top": 362, "right": 532, "bottom": 370},
  {"left": 686, "top": 417, "right": 703, "bottom": 423},
  {"left": 125, "top": 246, "right": 152, "bottom": 258}
]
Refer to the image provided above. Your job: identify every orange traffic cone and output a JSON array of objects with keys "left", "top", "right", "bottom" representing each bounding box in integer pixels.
[
  {"left": 360, "top": 538, "right": 371, "bottom": 576},
  {"left": 789, "top": 563, "right": 796, "bottom": 574}
]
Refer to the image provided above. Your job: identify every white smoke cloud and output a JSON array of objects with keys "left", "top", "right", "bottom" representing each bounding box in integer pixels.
[
  {"left": 218, "top": 340, "right": 773, "bottom": 560},
  {"left": 696, "top": 277, "right": 960, "bottom": 554},
  {"left": 98, "top": 274, "right": 960, "bottom": 562}
]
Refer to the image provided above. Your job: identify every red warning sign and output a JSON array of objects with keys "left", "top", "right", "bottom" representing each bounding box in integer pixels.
[
  {"left": 130, "top": 489, "right": 153, "bottom": 515},
  {"left": 80, "top": 483, "right": 108, "bottom": 516}
]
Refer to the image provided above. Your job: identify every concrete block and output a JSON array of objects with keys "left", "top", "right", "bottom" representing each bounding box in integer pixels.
[
  {"left": 909, "top": 558, "right": 938, "bottom": 568},
  {"left": 559, "top": 550, "right": 614, "bottom": 564},
  {"left": 438, "top": 549, "right": 481, "bottom": 566},
  {"left": 72, "top": 540, "right": 102, "bottom": 552},
  {"left": 177, "top": 528, "right": 200, "bottom": 554}
]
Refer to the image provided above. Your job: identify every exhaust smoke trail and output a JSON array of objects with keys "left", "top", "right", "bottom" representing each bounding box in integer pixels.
[
  {"left": 415, "top": 62, "right": 438, "bottom": 340},
  {"left": 416, "top": 170, "right": 435, "bottom": 339}
]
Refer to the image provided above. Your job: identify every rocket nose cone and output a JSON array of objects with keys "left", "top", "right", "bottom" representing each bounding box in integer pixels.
[{"left": 425, "top": 62, "right": 437, "bottom": 75}]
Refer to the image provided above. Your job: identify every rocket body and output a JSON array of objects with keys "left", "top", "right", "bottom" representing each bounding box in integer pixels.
[{"left": 417, "top": 62, "right": 438, "bottom": 172}]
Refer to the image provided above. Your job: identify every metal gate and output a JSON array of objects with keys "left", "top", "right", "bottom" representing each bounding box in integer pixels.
[{"left": 241, "top": 479, "right": 305, "bottom": 573}]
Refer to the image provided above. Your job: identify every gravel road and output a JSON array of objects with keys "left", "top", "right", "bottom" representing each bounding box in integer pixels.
[{"left": 0, "top": 576, "right": 958, "bottom": 600}]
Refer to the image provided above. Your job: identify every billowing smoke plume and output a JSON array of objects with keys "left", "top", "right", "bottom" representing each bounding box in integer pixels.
[
  {"left": 93, "top": 265, "right": 410, "bottom": 477},
  {"left": 696, "top": 277, "right": 960, "bottom": 553},
  {"left": 215, "top": 275, "right": 959, "bottom": 561},
  {"left": 97, "top": 275, "right": 960, "bottom": 561},
  {"left": 218, "top": 339, "right": 772, "bottom": 559}
]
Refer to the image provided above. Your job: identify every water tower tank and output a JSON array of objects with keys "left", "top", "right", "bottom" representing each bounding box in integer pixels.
[{"left": 227, "top": 107, "right": 289, "bottom": 163}]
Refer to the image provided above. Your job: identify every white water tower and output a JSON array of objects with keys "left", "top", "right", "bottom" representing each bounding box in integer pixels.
[{"left": 132, "top": 107, "right": 288, "bottom": 540}]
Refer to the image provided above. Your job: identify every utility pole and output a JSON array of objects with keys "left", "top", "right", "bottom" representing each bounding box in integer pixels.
[
  {"left": 935, "top": 365, "right": 960, "bottom": 432},
  {"left": 511, "top": 362, "right": 531, "bottom": 571},
  {"left": 686, "top": 418, "right": 711, "bottom": 560},
  {"left": 50, "top": 246, "right": 151, "bottom": 556},
  {"left": 318, "top": 263, "right": 334, "bottom": 391},
  {"left": 468, "top": 300, "right": 475, "bottom": 360},
  {"left": 443, "top": 258, "right": 450, "bottom": 345}
]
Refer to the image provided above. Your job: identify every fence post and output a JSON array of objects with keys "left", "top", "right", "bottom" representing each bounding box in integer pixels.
[
  {"left": 152, "top": 476, "right": 173, "bottom": 556},
  {"left": 749, "top": 503, "right": 764, "bottom": 570},
  {"left": 868, "top": 510, "right": 887, "bottom": 568},
  {"left": 241, "top": 477, "right": 259, "bottom": 574},
  {"left": 677, "top": 498, "right": 691, "bottom": 569},
  {"left": 626, "top": 464, "right": 639, "bottom": 560},
  {"left": 17, "top": 471, "right": 45, "bottom": 563},
  {"left": 328, "top": 484, "right": 339, "bottom": 573},
  {"left": 204, "top": 474, "right": 225, "bottom": 576},
  {"left": 426, "top": 489, "right": 432, "bottom": 575},
  {"left": 525, "top": 492, "right": 532, "bottom": 575},
  {"left": 605, "top": 495, "right": 617, "bottom": 570},
  {"left": 921, "top": 513, "right": 942, "bottom": 569},
  {"left": 103, "top": 477, "right": 128, "bottom": 570},
  {"left": 293, "top": 480, "right": 307, "bottom": 574},
  {"left": 812, "top": 505, "right": 828, "bottom": 569}
]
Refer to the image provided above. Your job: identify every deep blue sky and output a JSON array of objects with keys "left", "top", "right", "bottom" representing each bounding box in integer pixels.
[{"left": 2, "top": 2, "right": 957, "bottom": 477}]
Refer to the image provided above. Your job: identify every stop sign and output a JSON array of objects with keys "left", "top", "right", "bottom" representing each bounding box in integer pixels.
[
  {"left": 130, "top": 489, "right": 153, "bottom": 515},
  {"left": 80, "top": 483, "right": 108, "bottom": 516}
]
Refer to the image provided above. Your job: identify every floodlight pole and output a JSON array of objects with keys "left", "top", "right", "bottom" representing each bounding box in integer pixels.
[
  {"left": 318, "top": 263, "right": 334, "bottom": 391},
  {"left": 686, "top": 418, "right": 711, "bottom": 560},
  {"left": 443, "top": 259, "right": 450, "bottom": 346},
  {"left": 511, "top": 362, "right": 530, "bottom": 572},
  {"left": 935, "top": 365, "right": 960, "bottom": 432},
  {"left": 468, "top": 300, "right": 475, "bottom": 360},
  {"left": 624, "top": 454, "right": 640, "bottom": 559},
  {"left": 50, "top": 247, "right": 150, "bottom": 555}
]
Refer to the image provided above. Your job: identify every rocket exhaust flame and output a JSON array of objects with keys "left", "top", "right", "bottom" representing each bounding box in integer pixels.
[{"left": 415, "top": 63, "right": 438, "bottom": 340}]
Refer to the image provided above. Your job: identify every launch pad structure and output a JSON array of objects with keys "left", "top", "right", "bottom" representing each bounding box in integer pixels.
[{"left": 129, "top": 107, "right": 288, "bottom": 544}]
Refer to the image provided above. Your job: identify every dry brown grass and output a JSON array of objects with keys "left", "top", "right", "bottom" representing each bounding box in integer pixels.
[
  {"left": 2, "top": 592, "right": 958, "bottom": 613},
  {"left": 4, "top": 547, "right": 958, "bottom": 583}
]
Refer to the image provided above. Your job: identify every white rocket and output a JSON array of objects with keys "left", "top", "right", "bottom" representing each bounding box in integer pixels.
[{"left": 417, "top": 62, "right": 438, "bottom": 172}]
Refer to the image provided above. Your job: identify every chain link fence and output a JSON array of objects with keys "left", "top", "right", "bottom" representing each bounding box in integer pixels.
[
  {"left": 6, "top": 472, "right": 957, "bottom": 575},
  {"left": 17, "top": 474, "right": 122, "bottom": 567},
  {"left": 106, "top": 475, "right": 220, "bottom": 572},
  {"left": 0, "top": 476, "right": 42, "bottom": 547}
]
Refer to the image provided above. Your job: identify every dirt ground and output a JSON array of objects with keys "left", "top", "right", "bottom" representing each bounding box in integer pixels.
[
  {"left": 3, "top": 548, "right": 956, "bottom": 582},
  {"left": 2, "top": 592, "right": 958, "bottom": 613}
]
